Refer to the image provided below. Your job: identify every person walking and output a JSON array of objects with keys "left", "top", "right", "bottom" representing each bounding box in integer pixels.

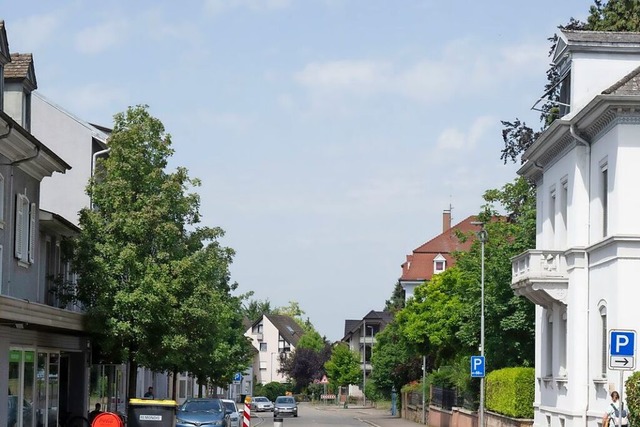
[{"left": 603, "top": 391, "right": 629, "bottom": 427}]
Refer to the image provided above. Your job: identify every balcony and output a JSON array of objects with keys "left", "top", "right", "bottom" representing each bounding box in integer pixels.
[{"left": 511, "top": 250, "right": 568, "bottom": 308}]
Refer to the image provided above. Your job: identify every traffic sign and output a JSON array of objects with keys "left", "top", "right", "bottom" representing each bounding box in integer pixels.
[
  {"left": 320, "top": 375, "right": 329, "bottom": 384},
  {"left": 470, "top": 356, "right": 485, "bottom": 378},
  {"left": 233, "top": 372, "right": 243, "bottom": 383},
  {"left": 609, "top": 330, "right": 636, "bottom": 370}
]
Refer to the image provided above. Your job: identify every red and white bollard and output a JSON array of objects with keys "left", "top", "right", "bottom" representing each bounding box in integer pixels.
[
  {"left": 274, "top": 417, "right": 283, "bottom": 427},
  {"left": 243, "top": 398, "right": 251, "bottom": 427}
]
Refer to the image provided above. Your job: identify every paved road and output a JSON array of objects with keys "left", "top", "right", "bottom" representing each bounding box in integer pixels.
[{"left": 242, "top": 403, "right": 421, "bottom": 427}]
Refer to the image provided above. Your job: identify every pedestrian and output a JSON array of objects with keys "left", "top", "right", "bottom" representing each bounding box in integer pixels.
[
  {"left": 603, "top": 391, "right": 629, "bottom": 427},
  {"left": 88, "top": 403, "right": 102, "bottom": 425},
  {"left": 144, "top": 386, "right": 155, "bottom": 399}
]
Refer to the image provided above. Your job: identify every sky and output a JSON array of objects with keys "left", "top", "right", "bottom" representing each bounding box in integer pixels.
[{"left": 3, "top": 0, "right": 591, "bottom": 341}]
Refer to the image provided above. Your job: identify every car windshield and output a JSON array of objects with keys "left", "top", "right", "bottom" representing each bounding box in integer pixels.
[
  {"left": 276, "top": 397, "right": 294, "bottom": 404},
  {"left": 254, "top": 397, "right": 268, "bottom": 402},
  {"left": 182, "top": 400, "right": 222, "bottom": 412},
  {"left": 222, "top": 401, "right": 236, "bottom": 412}
]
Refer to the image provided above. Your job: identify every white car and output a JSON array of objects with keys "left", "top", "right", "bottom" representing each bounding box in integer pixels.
[
  {"left": 221, "top": 399, "right": 240, "bottom": 427},
  {"left": 250, "top": 396, "right": 274, "bottom": 412}
]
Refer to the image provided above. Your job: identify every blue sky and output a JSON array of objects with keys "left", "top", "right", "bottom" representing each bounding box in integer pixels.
[{"left": 5, "top": 0, "right": 590, "bottom": 340}]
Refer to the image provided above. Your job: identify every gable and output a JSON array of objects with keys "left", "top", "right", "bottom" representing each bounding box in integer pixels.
[{"left": 5, "top": 53, "right": 37, "bottom": 91}]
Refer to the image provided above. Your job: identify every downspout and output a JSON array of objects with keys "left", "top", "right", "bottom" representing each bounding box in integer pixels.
[
  {"left": 571, "top": 124, "right": 591, "bottom": 427},
  {"left": 90, "top": 148, "right": 110, "bottom": 209}
]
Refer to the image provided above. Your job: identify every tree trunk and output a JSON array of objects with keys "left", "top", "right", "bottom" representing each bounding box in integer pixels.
[
  {"left": 172, "top": 367, "right": 179, "bottom": 401},
  {"left": 128, "top": 357, "right": 138, "bottom": 400}
]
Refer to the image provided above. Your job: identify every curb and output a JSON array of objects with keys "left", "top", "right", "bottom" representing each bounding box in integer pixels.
[{"left": 356, "top": 417, "right": 382, "bottom": 427}]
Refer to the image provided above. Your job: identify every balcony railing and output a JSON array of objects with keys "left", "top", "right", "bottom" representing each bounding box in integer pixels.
[{"left": 511, "top": 250, "right": 568, "bottom": 308}]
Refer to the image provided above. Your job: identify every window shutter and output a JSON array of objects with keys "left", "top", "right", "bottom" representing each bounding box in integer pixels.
[
  {"left": 28, "top": 202, "right": 36, "bottom": 263},
  {"left": 14, "top": 194, "right": 23, "bottom": 259}
]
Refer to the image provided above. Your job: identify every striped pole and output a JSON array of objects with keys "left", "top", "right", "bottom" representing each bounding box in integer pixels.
[{"left": 243, "top": 403, "right": 251, "bottom": 427}]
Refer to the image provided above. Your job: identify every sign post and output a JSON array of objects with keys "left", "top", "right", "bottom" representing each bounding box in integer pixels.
[
  {"left": 609, "top": 329, "right": 636, "bottom": 427},
  {"left": 471, "top": 356, "right": 485, "bottom": 378}
]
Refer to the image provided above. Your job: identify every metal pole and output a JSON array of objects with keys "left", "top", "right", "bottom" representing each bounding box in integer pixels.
[
  {"left": 620, "top": 371, "right": 624, "bottom": 427},
  {"left": 363, "top": 320, "right": 366, "bottom": 407},
  {"left": 422, "top": 355, "right": 426, "bottom": 424},
  {"left": 479, "top": 228, "right": 487, "bottom": 427}
]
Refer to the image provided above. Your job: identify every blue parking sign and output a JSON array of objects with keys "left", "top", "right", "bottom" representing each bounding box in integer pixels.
[
  {"left": 470, "top": 356, "right": 485, "bottom": 378},
  {"left": 234, "top": 372, "right": 243, "bottom": 382}
]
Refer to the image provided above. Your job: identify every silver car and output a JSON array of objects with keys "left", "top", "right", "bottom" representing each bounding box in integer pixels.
[
  {"left": 221, "top": 399, "right": 240, "bottom": 427},
  {"left": 250, "top": 396, "right": 273, "bottom": 412}
]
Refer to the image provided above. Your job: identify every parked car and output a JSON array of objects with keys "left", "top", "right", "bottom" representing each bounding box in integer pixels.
[
  {"left": 273, "top": 396, "right": 298, "bottom": 418},
  {"left": 176, "top": 398, "right": 225, "bottom": 427},
  {"left": 250, "top": 396, "right": 273, "bottom": 412},
  {"left": 221, "top": 399, "right": 240, "bottom": 427}
]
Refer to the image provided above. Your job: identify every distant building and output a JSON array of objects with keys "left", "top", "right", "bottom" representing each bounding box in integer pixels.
[
  {"left": 245, "top": 314, "right": 305, "bottom": 385},
  {"left": 399, "top": 210, "right": 479, "bottom": 300},
  {"left": 341, "top": 310, "right": 393, "bottom": 398}
]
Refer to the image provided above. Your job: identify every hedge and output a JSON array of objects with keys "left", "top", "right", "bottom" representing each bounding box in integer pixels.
[{"left": 485, "top": 367, "right": 534, "bottom": 419}]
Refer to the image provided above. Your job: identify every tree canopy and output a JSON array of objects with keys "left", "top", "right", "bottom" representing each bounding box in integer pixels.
[
  {"left": 324, "top": 343, "right": 362, "bottom": 391},
  {"left": 72, "top": 105, "right": 252, "bottom": 398}
]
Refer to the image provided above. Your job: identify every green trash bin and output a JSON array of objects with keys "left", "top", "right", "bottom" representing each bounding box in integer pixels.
[{"left": 128, "top": 399, "right": 177, "bottom": 427}]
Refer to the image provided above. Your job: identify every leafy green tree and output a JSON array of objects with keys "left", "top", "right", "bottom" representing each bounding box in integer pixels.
[
  {"left": 369, "top": 319, "right": 422, "bottom": 396},
  {"left": 296, "top": 329, "right": 325, "bottom": 352},
  {"left": 72, "top": 105, "right": 250, "bottom": 399},
  {"left": 324, "top": 343, "right": 362, "bottom": 397},
  {"left": 587, "top": 0, "right": 640, "bottom": 30},
  {"left": 242, "top": 298, "right": 273, "bottom": 323},
  {"left": 384, "top": 281, "right": 406, "bottom": 313}
]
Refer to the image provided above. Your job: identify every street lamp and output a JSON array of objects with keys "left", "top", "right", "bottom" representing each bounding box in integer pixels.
[{"left": 472, "top": 221, "right": 488, "bottom": 427}]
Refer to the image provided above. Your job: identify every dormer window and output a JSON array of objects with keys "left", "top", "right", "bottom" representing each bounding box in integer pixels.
[{"left": 433, "top": 254, "right": 446, "bottom": 274}]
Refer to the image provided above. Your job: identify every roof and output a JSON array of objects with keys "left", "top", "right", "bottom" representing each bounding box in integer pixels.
[
  {"left": 602, "top": 65, "right": 640, "bottom": 95},
  {"left": 264, "top": 314, "right": 305, "bottom": 346},
  {"left": 561, "top": 30, "right": 640, "bottom": 45},
  {"left": 399, "top": 215, "right": 478, "bottom": 282},
  {"left": 341, "top": 310, "right": 393, "bottom": 341},
  {"left": 5, "top": 53, "right": 37, "bottom": 91},
  {"left": 343, "top": 319, "right": 360, "bottom": 337}
]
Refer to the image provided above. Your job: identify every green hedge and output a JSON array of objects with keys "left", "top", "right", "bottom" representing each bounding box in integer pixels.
[
  {"left": 625, "top": 371, "right": 640, "bottom": 427},
  {"left": 485, "top": 367, "right": 534, "bottom": 419}
]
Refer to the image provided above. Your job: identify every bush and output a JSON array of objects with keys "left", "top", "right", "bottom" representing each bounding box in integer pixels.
[
  {"left": 625, "top": 371, "right": 640, "bottom": 427},
  {"left": 255, "top": 382, "right": 290, "bottom": 402},
  {"left": 485, "top": 367, "right": 534, "bottom": 418}
]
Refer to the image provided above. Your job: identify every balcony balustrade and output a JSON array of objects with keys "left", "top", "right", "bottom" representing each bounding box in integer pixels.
[{"left": 511, "top": 250, "right": 568, "bottom": 308}]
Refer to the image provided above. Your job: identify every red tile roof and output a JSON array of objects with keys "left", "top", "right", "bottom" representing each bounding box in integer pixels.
[
  {"left": 5, "top": 53, "right": 37, "bottom": 90},
  {"left": 399, "top": 215, "right": 479, "bottom": 282}
]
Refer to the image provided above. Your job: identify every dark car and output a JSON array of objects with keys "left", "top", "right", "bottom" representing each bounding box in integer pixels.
[
  {"left": 273, "top": 396, "right": 298, "bottom": 418},
  {"left": 176, "top": 398, "right": 225, "bottom": 427}
]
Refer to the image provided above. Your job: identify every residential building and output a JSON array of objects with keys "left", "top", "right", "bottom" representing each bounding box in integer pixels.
[
  {"left": 245, "top": 314, "right": 305, "bottom": 385},
  {"left": 511, "top": 29, "right": 640, "bottom": 427},
  {"left": 341, "top": 310, "right": 393, "bottom": 398},
  {"left": 399, "top": 210, "right": 478, "bottom": 300},
  {"left": 0, "top": 23, "right": 90, "bottom": 427}
]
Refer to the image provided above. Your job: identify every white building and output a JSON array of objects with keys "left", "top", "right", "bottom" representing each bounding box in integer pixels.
[{"left": 511, "top": 30, "right": 640, "bottom": 427}]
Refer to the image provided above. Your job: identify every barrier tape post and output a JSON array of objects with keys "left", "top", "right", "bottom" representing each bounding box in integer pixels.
[{"left": 243, "top": 396, "right": 251, "bottom": 427}]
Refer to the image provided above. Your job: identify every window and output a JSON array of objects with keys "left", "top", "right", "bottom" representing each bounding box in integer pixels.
[
  {"left": 15, "top": 193, "right": 35, "bottom": 265},
  {"left": 600, "top": 305, "right": 608, "bottom": 377},
  {"left": 278, "top": 334, "right": 291, "bottom": 353},
  {"left": 260, "top": 343, "right": 267, "bottom": 352},
  {"left": 545, "top": 311, "right": 553, "bottom": 377},
  {"left": 433, "top": 254, "right": 446, "bottom": 274},
  {"left": 560, "top": 177, "right": 568, "bottom": 247},
  {"left": 252, "top": 324, "right": 263, "bottom": 334},
  {"left": 0, "top": 173, "right": 5, "bottom": 227},
  {"left": 559, "top": 309, "right": 567, "bottom": 376},
  {"left": 558, "top": 72, "right": 571, "bottom": 117},
  {"left": 601, "top": 163, "right": 609, "bottom": 237},
  {"left": 23, "top": 91, "right": 31, "bottom": 131},
  {"left": 259, "top": 361, "right": 267, "bottom": 371},
  {"left": 549, "top": 187, "right": 556, "bottom": 247}
]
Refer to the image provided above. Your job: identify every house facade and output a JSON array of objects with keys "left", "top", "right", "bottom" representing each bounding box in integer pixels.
[
  {"left": 245, "top": 314, "right": 304, "bottom": 386},
  {"left": 511, "top": 30, "right": 640, "bottom": 427},
  {"left": 0, "top": 22, "right": 91, "bottom": 427},
  {"left": 341, "top": 310, "right": 393, "bottom": 398},
  {"left": 399, "top": 210, "right": 478, "bottom": 300}
]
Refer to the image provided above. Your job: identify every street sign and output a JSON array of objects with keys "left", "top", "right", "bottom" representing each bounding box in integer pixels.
[
  {"left": 609, "top": 330, "right": 636, "bottom": 370},
  {"left": 471, "top": 356, "right": 485, "bottom": 378},
  {"left": 233, "top": 372, "right": 243, "bottom": 383},
  {"left": 320, "top": 375, "right": 329, "bottom": 384}
]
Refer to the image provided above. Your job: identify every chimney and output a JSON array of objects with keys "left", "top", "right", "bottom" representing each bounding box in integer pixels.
[
  {"left": 4, "top": 53, "right": 37, "bottom": 131},
  {"left": 442, "top": 209, "right": 451, "bottom": 232}
]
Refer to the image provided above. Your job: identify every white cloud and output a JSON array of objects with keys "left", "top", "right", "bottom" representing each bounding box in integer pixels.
[
  {"left": 75, "top": 20, "right": 128, "bottom": 54},
  {"left": 204, "top": 0, "right": 293, "bottom": 15},
  {"left": 436, "top": 115, "right": 497, "bottom": 151},
  {"left": 293, "top": 38, "right": 550, "bottom": 106},
  {"left": 10, "top": 13, "right": 62, "bottom": 50}
]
